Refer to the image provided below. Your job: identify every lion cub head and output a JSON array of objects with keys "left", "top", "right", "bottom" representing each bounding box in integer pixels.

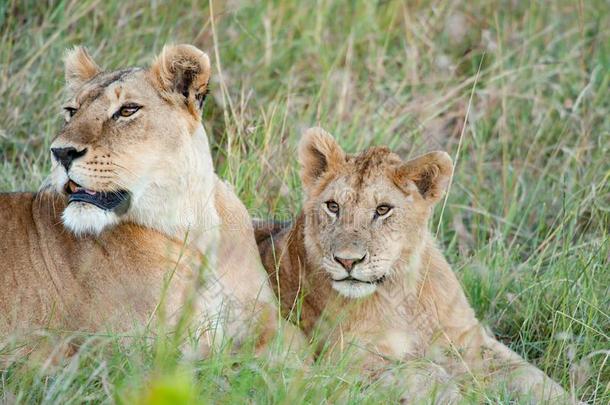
[
  {"left": 49, "top": 44, "right": 213, "bottom": 235},
  {"left": 299, "top": 128, "right": 453, "bottom": 298}
]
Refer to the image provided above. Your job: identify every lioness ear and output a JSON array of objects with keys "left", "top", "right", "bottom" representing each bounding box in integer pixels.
[
  {"left": 150, "top": 44, "right": 211, "bottom": 116},
  {"left": 298, "top": 127, "right": 345, "bottom": 190},
  {"left": 64, "top": 46, "right": 102, "bottom": 92},
  {"left": 395, "top": 151, "right": 453, "bottom": 203}
]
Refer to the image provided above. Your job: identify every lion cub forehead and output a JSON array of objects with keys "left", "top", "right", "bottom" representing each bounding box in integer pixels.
[
  {"left": 339, "top": 147, "right": 402, "bottom": 186},
  {"left": 347, "top": 146, "right": 401, "bottom": 173},
  {"left": 323, "top": 149, "right": 406, "bottom": 203}
]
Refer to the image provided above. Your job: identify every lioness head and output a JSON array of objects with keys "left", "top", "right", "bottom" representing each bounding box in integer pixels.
[
  {"left": 49, "top": 44, "right": 213, "bottom": 235},
  {"left": 299, "top": 128, "right": 453, "bottom": 298}
]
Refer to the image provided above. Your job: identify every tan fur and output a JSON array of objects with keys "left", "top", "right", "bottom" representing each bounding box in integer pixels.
[
  {"left": 0, "top": 192, "right": 198, "bottom": 335},
  {"left": 256, "top": 128, "right": 570, "bottom": 403},
  {"left": 64, "top": 47, "right": 102, "bottom": 92},
  {"left": 0, "top": 45, "right": 296, "bottom": 360}
]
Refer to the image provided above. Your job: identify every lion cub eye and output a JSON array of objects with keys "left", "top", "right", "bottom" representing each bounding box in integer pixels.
[
  {"left": 114, "top": 104, "right": 142, "bottom": 119},
  {"left": 375, "top": 204, "right": 393, "bottom": 218},
  {"left": 325, "top": 200, "right": 340, "bottom": 215}
]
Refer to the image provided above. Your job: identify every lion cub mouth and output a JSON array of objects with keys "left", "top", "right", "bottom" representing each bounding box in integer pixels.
[
  {"left": 334, "top": 275, "right": 387, "bottom": 285},
  {"left": 65, "top": 180, "right": 131, "bottom": 215}
]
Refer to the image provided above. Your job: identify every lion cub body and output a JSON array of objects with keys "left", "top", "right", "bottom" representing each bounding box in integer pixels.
[
  {"left": 258, "top": 219, "right": 463, "bottom": 361},
  {"left": 256, "top": 128, "right": 568, "bottom": 402}
]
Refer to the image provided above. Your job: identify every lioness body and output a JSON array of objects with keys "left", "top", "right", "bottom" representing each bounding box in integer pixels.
[
  {"left": 0, "top": 191, "right": 194, "bottom": 334},
  {"left": 1, "top": 179, "right": 276, "bottom": 348},
  {"left": 256, "top": 128, "right": 568, "bottom": 402}
]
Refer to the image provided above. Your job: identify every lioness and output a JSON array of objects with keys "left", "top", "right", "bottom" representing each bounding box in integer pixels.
[
  {"left": 0, "top": 44, "right": 287, "bottom": 357},
  {"left": 255, "top": 128, "right": 569, "bottom": 402}
]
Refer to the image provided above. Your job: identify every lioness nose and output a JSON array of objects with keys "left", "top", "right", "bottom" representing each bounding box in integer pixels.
[
  {"left": 51, "top": 147, "right": 87, "bottom": 170},
  {"left": 334, "top": 254, "right": 366, "bottom": 272}
]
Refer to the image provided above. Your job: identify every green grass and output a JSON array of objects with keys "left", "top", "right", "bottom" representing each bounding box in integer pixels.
[{"left": 1, "top": 0, "right": 608, "bottom": 403}]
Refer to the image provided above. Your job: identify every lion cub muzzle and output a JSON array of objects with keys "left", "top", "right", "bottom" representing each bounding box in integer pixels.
[{"left": 333, "top": 252, "right": 367, "bottom": 272}]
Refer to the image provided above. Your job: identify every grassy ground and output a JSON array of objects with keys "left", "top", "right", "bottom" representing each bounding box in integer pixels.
[{"left": 1, "top": 0, "right": 608, "bottom": 403}]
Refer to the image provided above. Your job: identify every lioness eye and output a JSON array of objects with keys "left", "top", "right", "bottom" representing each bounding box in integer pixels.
[
  {"left": 326, "top": 200, "right": 340, "bottom": 214},
  {"left": 116, "top": 104, "right": 141, "bottom": 118},
  {"left": 64, "top": 107, "right": 77, "bottom": 117},
  {"left": 375, "top": 204, "right": 392, "bottom": 217}
]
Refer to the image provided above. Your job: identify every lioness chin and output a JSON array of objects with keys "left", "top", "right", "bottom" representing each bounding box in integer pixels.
[
  {"left": 0, "top": 44, "right": 298, "bottom": 360},
  {"left": 255, "top": 127, "right": 572, "bottom": 403}
]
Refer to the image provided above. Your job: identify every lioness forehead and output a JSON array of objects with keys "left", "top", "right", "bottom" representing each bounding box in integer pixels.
[{"left": 74, "top": 67, "right": 146, "bottom": 104}]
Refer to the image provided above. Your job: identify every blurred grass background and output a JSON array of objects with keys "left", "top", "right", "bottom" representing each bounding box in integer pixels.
[{"left": 0, "top": 0, "right": 608, "bottom": 403}]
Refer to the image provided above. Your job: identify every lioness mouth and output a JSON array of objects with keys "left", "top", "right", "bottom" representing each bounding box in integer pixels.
[
  {"left": 335, "top": 275, "right": 386, "bottom": 285},
  {"left": 65, "top": 180, "right": 131, "bottom": 215}
]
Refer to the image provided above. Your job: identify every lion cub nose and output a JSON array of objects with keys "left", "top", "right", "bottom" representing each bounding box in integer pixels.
[
  {"left": 334, "top": 253, "right": 366, "bottom": 272},
  {"left": 51, "top": 147, "right": 87, "bottom": 170}
]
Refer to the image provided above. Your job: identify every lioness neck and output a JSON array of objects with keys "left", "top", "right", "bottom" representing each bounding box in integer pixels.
[{"left": 128, "top": 124, "right": 221, "bottom": 256}]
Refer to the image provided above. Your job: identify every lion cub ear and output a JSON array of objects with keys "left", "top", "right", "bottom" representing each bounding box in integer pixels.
[
  {"left": 64, "top": 46, "right": 102, "bottom": 92},
  {"left": 150, "top": 44, "right": 211, "bottom": 117},
  {"left": 395, "top": 151, "right": 453, "bottom": 203},
  {"left": 298, "top": 127, "right": 345, "bottom": 190}
]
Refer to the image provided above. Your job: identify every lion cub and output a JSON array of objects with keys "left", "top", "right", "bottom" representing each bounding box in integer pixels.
[{"left": 255, "top": 128, "right": 569, "bottom": 402}]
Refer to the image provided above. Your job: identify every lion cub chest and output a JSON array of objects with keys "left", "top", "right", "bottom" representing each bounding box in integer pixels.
[
  {"left": 372, "top": 296, "right": 438, "bottom": 359},
  {"left": 319, "top": 292, "right": 437, "bottom": 361}
]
